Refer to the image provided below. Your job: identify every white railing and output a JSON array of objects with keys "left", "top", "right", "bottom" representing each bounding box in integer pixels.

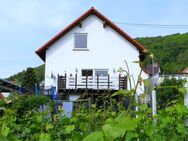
[{"left": 66, "top": 76, "right": 119, "bottom": 90}]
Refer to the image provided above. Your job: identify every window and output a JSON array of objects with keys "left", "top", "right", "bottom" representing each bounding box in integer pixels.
[
  {"left": 95, "top": 69, "right": 108, "bottom": 77},
  {"left": 75, "top": 33, "right": 87, "bottom": 49},
  {"left": 82, "top": 69, "right": 93, "bottom": 76}
]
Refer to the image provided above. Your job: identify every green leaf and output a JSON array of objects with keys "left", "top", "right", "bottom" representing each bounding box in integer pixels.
[
  {"left": 111, "top": 89, "right": 134, "bottom": 97},
  {"left": 140, "top": 103, "right": 148, "bottom": 111},
  {"left": 115, "top": 112, "right": 137, "bottom": 131},
  {"left": 119, "top": 117, "right": 137, "bottom": 131},
  {"left": 176, "top": 123, "right": 186, "bottom": 134},
  {"left": 117, "top": 67, "right": 124, "bottom": 73},
  {"left": 133, "top": 61, "right": 141, "bottom": 64},
  {"left": 0, "top": 122, "right": 10, "bottom": 137},
  {"left": 176, "top": 104, "right": 188, "bottom": 115},
  {"left": 39, "top": 133, "right": 51, "bottom": 141},
  {"left": 153, "top": 134, "right": 165, "bottom": 141},
  {"left": 178, "top": 87, "right": 187, "bottom": 94},
  {"left": 65, "top": 125, "right": 75, "bottom": 134},
  {"left": 143, "top": 79, "right": 149, "bottom": 86},
  {"left": 102, "top": 122, "right": 119, "bottom": 141},
  {"left": 111, "top": 90, "right": 129, "bottom": 97},
  {"left": 36, "top": 115, "right": 43, "bottom": 123},
  {"left": 125, "top": 132, "right": 138, "bottom": 141},
  {"left": 102, "top": 112, "right": 137, "bottom": 140},
  {"left": 46, "top": 124, "right": 53, "bottom": 130},
  {"left": 82, "top": 131, "right": 104, "bottom": 141}
]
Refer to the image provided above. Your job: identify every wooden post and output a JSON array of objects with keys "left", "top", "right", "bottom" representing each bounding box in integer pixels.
[
  {"left": 75, "top": 73, "right": 77, "bottom": 91},
  {"left": 65, "top": 73, "right": 67, "bottom": 89},
  {"left": 57, "top": 74, "right": 59, "bottom": 92},
  {"left": 108, "top": 74, "right": 110, "bottom": 91},
  {"left": 57, "top": 74, "right": 59, "bottom": 86},
  {"left": 125, "top": 77, "right": 127, "bottom": 89},
  {"left": 123, "top": 77, "right": 126, "bottom": 89},
  {"left": 119, "top": 74, "right": 121, "bottom": 90},
  {"left": 86, "top": 74, "right": 88, "bottom": 91},
  {"left": 97, "top": 74, "right": 99, "bottom": 92}
]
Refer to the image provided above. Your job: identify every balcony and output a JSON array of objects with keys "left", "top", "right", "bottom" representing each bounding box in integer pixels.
[{"left": 58, "top": 74, "right": 127, "bottom": 92}]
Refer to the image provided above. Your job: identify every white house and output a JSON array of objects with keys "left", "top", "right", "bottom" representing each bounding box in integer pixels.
[{"left": 36, "top": 7, "right": 148, "bottom": 99}]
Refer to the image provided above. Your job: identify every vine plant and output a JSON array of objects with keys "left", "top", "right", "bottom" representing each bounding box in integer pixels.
[
  {"left": 0, "top": 61, "right": 188, "bottom": 141},
  {"left": 82, "top": 61, "right": 188, "bottom": 141}
]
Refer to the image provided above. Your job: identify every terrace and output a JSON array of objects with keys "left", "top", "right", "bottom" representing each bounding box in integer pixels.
[{"left": 57, "top": 74, "right": 127, "bottom": 92}]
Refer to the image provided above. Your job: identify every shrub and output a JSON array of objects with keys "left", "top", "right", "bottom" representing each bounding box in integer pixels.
[{"left": 156, "top": 77, "right": 186, "bottom": 109}]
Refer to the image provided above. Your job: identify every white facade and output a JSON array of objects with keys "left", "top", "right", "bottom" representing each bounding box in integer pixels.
[{"left": 44, "top": 14, "right": 148, "bottom": 91}]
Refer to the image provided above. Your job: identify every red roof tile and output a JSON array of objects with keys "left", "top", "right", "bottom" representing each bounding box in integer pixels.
[{"left": 180, "top": 67, "right": 188, "bottom": 73}]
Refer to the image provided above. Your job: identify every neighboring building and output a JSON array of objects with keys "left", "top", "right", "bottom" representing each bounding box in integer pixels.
[
  {"left": 181, "top": 67, "right": 188, "bottom": 74},
  {"left": 144, "top": 62, "right": 160, "bottom": 76},
  {"left": 0, "top": 78, "right": 32, "bottom": 94},
  {"left": 36, "top": 7, "right": 148, "bottom": 100},
  {"left": 0, "top": 92, "right": 4, "bottom": 99}
]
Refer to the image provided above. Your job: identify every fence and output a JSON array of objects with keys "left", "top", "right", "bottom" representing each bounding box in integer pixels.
[{"left": 58, "top": 74, "right": 127, "bottom": 91}]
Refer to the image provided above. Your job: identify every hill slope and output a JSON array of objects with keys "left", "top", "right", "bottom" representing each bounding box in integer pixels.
[
  {"left": 136, "top": 33, "right": 188, "bottom": 73},
  {"left": 7, "top": 65, "right": 44, "bottom": 85},
  {"left": 7, "top": 32, "right": 188, "bottom": 84}
]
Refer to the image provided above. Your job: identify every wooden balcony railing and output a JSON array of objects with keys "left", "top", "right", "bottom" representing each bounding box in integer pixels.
[{"left": 58, "top": 74, "right": 127, "bottom": 91}]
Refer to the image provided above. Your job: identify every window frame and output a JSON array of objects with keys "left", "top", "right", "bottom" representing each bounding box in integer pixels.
[
  {"left": 94, "top": 69, "right": 109, "bottom": 77},
  {"left": 73, "top": 33, "right": 88, "bottom": 51}
]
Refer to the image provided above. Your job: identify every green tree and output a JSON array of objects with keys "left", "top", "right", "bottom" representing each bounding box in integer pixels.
[
  {"left": 22, "top": 67, "right": 37, "bottom": 89},
  {"left": 136, "top": 32, "right": 188, "bottom": 73},
  {"left": 156, "top": 78, "right": 186, "bottom": 109},
  {"left": 7, "top": 64, "right": 44, "bottom": 85}
]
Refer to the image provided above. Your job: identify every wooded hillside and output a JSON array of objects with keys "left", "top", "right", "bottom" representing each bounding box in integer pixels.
[
  {"left": 7, "top": 65, "right": 44, "bottom": 86},
  {"left": 136, "top": 32, "right": 188, "bottom": 73}
]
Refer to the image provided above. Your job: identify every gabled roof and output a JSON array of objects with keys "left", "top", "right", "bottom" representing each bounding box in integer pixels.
[
  {"left": 36, "top": 7, "right": 146, "bottom": 61},
  {"left": 180, "top": 67, "right": 188, "bottom": 73}
]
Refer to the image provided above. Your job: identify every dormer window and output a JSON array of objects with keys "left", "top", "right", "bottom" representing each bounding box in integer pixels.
[{"left": 74, "top": 33, "right": 88, "bottom": 50}]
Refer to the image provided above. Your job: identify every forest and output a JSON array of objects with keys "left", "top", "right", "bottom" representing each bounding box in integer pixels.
[{"left": 136, "top": 32, "right": 188, "bottom": 73}]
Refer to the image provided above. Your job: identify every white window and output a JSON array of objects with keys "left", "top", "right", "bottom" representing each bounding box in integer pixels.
[
  {"left": 74, "top": 33, "right": 87, "bottom": 49},
  {"left": 95, "top": 69, "right": 108, "bottom": 77}
]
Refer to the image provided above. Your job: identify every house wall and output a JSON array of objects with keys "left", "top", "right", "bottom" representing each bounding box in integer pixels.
[{"left": 45, "top": 14, "right": 148, "bottom": 92}]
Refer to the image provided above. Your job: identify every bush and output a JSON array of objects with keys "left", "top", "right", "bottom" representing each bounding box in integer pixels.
[
  {"left": 156, "top": 78, "right": 186, "bottom": 109},
  {"left": 3, "top": 94, "right": 50, "bottom": 118}
]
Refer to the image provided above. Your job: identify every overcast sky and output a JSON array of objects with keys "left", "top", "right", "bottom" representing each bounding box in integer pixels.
[{"left": 1, "top": 0, "right": 188, "bottom": 78}]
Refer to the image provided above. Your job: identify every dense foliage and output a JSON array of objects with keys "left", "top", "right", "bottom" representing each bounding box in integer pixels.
[
  {"left": 1, "top": 65, "right": 188, "bottom": 140},
  {"left": 136, "top": 32, "right": 188, "bottom": 73},
  {"left": 156, "top": 77, "right": 186, "bottom": 109},
  {"left": 0, "top": 94, "right": 120, "bottom": 141},
  {"left": 0, "top": 94, "right": 50, "bottom": 118},
  {"left": 0, "top": 86, "right": 187, "bottom": 140},
  {"left": 22, "top": 68, "right": 37, "bottom": 90},
  {"left": 7, "top": 65, "right": 44, "bottom": 87}
]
